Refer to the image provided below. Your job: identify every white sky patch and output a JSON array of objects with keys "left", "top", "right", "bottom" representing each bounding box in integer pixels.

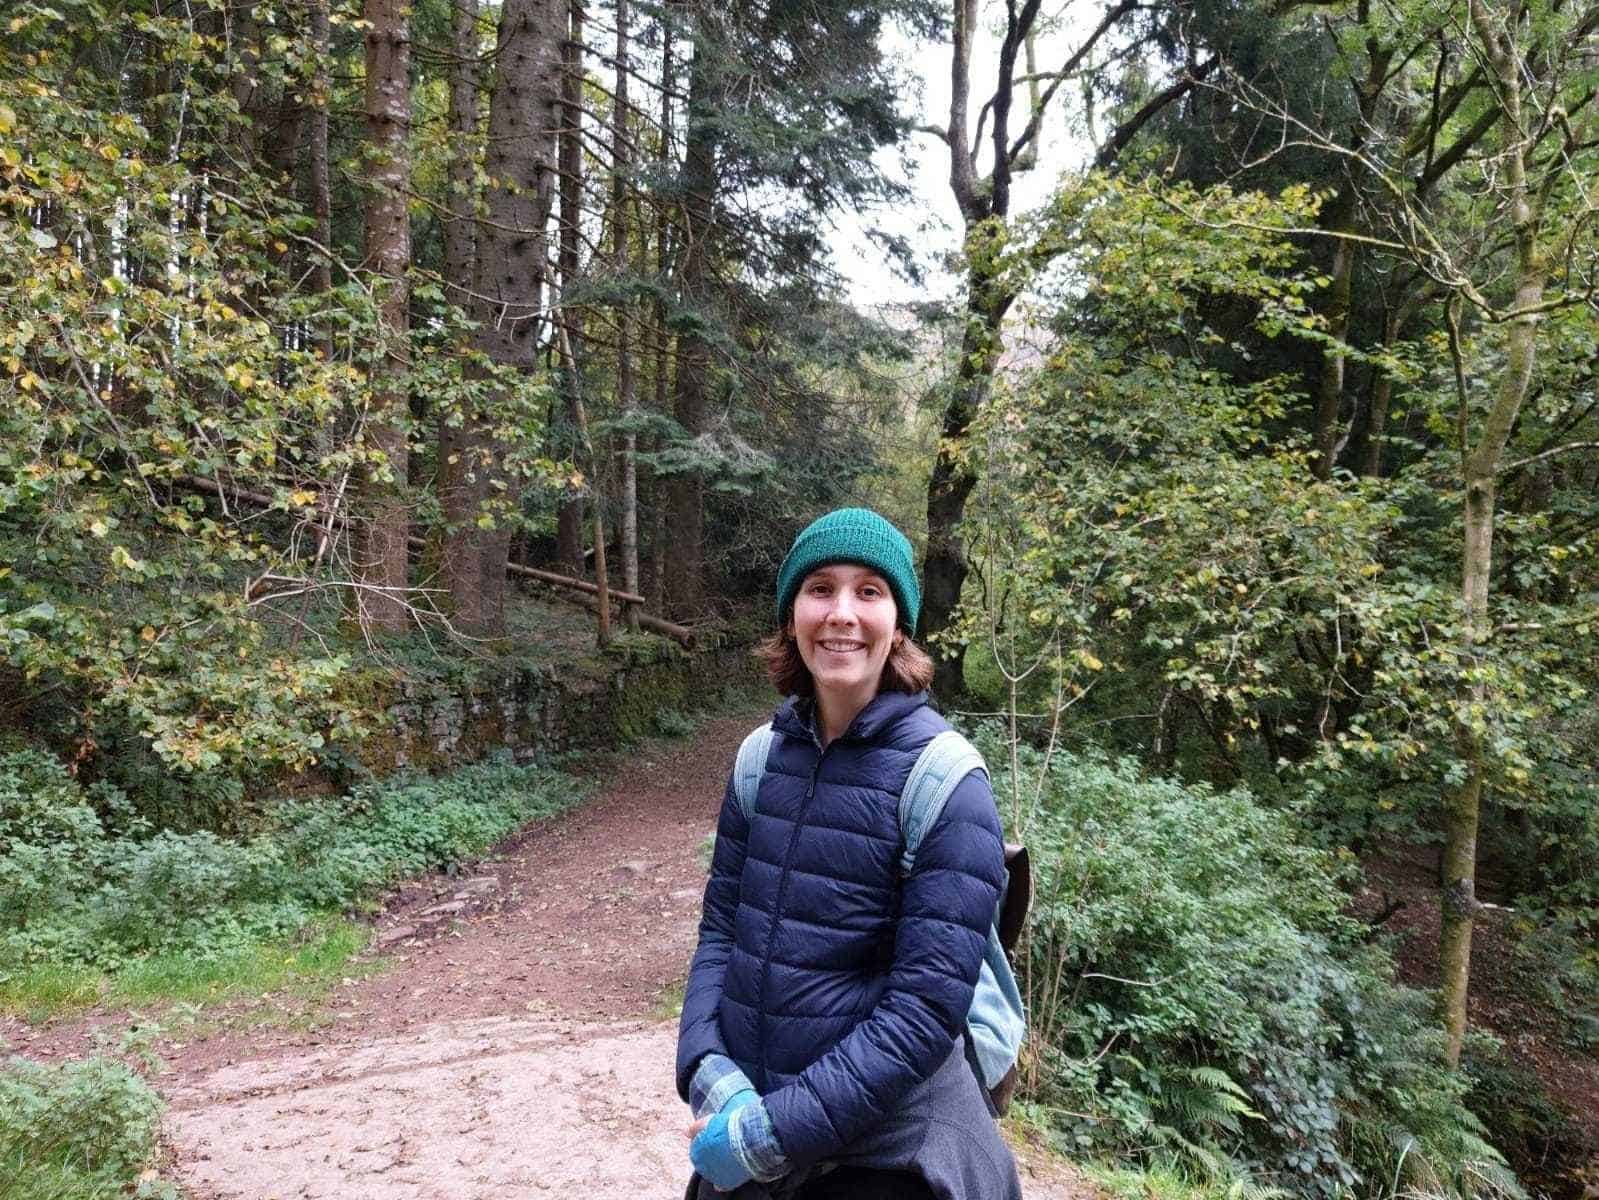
[{"left": 827, "top": 9, "right": 1102, "bottom": 310}]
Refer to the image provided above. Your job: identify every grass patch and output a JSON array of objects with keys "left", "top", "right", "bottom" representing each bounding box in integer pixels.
[
  {"left": 0, "top": 963, "right": 101, "bottom": 1023},
  {"left": 2, "top": 753, "right": 583, "bottom": 1019},
  {"left": 650, "top": 978, "right": 686, "bottom": 1021},
  {"left": 0, "top": 919, "right": 374, "bottom": 1022},
  {"left": 113, "top": 918, "right": 370, "bottom": 1006}
]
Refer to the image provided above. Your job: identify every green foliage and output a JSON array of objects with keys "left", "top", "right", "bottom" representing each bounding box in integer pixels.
[
  {"left": 0, "top": 748, "right": 584, "bottom": 974},
  {"left": 0, "top": 0, "right": 554, "bottom": 774},
  {"left": 984, "top": 734, "right": 1517, "bottom": 1200},
  {"left": 0, "top": 1049, "right": 172, "bottom": 1200},
  {"left": 958, "top": 169, "right": 1597, "bottom": 938}
]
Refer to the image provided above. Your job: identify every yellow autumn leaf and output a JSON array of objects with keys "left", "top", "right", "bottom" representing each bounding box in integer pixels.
[
  {"left": 0, "top": 104, "right": 15, "bottom": 134},
  {"left": 88, "top": 518, "right": 108, "bottom": 537},
  {"left": 289, "top": 489, "right": 317, "bottom": 507},
  {"left": 110, "top": 545, "right": 144, "bottom": 572},
  {"left": 1078, "top": 649, "right": 1105, "bottom": 672},
  {"left": 141, "top": 626, "right": 157, "bottom": 642}
]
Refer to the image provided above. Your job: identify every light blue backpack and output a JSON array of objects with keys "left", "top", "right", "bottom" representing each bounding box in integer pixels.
[{"left": 733, "top": 723, "right": 1029, "bottom": 1113}]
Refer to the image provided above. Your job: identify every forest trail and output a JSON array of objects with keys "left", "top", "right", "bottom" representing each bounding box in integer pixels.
[{"left": 152, "top": 712, "right": 1091, "bottom": 1199}]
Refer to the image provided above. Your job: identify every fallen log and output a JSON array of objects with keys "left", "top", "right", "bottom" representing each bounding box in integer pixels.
[
  {"left": 505, "top": 561, "right": 645, "bottom": 607},
  {"left": 173, "top": 473, "right": 693, "bottom": 646}
]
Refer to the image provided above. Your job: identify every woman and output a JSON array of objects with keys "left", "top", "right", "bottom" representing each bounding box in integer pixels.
[{"left": 676, "top": 508, "right": 1022, "bottom": 1199}]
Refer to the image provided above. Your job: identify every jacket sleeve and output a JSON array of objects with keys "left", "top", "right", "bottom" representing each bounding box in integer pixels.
[
  {"left": 675, "top": 772, "right": 753, "bottom": 1105},
  {"left": 762, "top": 768, "right": 1005, "bottom": 1167}
]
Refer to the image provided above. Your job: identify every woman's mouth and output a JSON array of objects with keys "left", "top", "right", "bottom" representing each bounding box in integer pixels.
[{"left": 818, "top": 640, "right": 865, "bottom": 653}]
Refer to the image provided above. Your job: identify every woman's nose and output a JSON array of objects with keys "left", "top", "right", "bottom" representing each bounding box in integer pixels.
[{"left": 826, "top": 591, "right": 857, "bottom": 622}]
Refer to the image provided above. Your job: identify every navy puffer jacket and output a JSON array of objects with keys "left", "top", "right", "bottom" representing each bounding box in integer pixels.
[{"left": 676, "top": 689, "right": 1006, "bottom": 1168}]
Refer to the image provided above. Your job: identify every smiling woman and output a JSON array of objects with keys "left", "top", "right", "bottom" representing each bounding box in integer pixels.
[{"left": 675, "top": 508, "right": 1021, "bottom": 1200}]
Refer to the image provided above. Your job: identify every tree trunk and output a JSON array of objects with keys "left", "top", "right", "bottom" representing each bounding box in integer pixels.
[
  {"left": 308, "top": 0, "right": 333, "bottom": 360},
  {"left": 647, "top": 16, "right": 675, "bottom": 617},
  {"left": 464, "top": 0, "right": 563, "bottom": 634},
  {"left": 1361, "top": 303, "right": 1413, "bottom": 478},
  {"left": 358, "top": 0, "right": 413, "bottom": 633},
  {"left": 443, "top": 0, "right": 479, "bottom": 302},
  {"left": 923, "top": 270, "right": 1011, "bottom": 699},
  {"left": 613, "top": 0, "right": 640, "bottom": 630},
  {"left": 438, "top": 0, "right": 484, "bottom": 626},
  {"left": 1439, "top": 0, "right": 1545, "bottom": 1064},
  {"left": 555, "top": 0, "right": 586, "bottom": 578},
  {"left": 664, "top": 32, "right": 718, "bottom": 620},
  {"left": 1313, "top": 201, "right": 1356, "bottom": 481}
]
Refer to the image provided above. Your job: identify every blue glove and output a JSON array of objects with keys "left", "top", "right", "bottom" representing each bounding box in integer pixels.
[
  {"left": 719, "top": 1088, "right": 758, "bottom": 1117},
  {"left": 690, "top": 1110, "right": 754, "bottom": 1192}
]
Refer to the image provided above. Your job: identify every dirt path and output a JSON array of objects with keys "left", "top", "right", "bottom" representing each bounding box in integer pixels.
[{"left": 138, "top": 713, "right": 1088, "bottom": 1198}]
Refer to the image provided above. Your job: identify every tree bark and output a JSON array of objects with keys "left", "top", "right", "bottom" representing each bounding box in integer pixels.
[
  {"left": 613, "top": 0, "right": 640, "bottom": 630},
  {"left": 358, "top": 0, "right": 414, "bottom": 633},
  {"left": 647, "top": 17, "right": 675, "bottom": 617},
  {"left": 1313, "top": 201, "right": 1356, "bottom": 480},
  {"left": 664, "top": 30, "right": 718, "bottom": 620},
  {"left": 1438, "top": 0, "right": 1547, "bottom": 1066},
  {"left": 463, "top": 0, "right": 563, "bottom": 634},
  {"left": 555, "top": 0, "right": 587, "bottom": 578},
  {"left": 438, "top": 0, "right": 483, "bottom": 625},
  {"left": 308, "top": 0, "right": 334, "bottom": 360}
]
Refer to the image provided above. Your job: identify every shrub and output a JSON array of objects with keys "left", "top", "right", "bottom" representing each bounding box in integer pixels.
[
  {"left": 984, "top": 735, "right": 1518, "bottom": 1200},
  {"left": 0, "top": 1051, "right": 172, "bottom": 1199},
  {"left": 0, "top": 750, "right": 583, "bottom": 971}
]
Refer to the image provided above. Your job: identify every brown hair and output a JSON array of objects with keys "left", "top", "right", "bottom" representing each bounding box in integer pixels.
[{"left": 755, "top": 630, "right": 935, "bottom": 698}]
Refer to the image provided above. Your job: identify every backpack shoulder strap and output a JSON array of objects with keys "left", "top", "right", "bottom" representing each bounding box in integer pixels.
[
  {"left": 733, "top": 722, "right": 775, "bottom": 820},
  {"left": 899, "top": 729, "right": 987, "bottom": 871}
]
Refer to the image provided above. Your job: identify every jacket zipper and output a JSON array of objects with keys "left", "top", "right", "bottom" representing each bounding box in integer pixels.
[{"left": 753, "top": 726, "right": 829, "bottom": 1092}]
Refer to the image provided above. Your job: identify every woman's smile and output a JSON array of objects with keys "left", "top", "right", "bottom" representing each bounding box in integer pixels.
[{"left": 789, "top": 562, "right": 900, "bottom": 728}]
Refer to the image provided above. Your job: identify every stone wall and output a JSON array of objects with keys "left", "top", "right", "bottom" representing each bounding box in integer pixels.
[{"left": 348, "top": 641, "right": 762, "bottom": 775}]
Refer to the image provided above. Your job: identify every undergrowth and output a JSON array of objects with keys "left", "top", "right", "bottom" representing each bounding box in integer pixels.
[
  {"left": 0, "top": 1041, "right": 173, "bottom": 1200},
  {"left": 980, "top": 735, "right": 1522, "bottom": 1200},
  {"left": 0, "top": 748, "right": 586, "bottom": 1012}
]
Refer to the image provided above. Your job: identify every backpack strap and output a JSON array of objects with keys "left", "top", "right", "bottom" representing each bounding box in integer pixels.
[
  {"left": 899, "top": 730, "right": 987, "bottom": 872},
  {"left": 732, "top": 722, "right": 775, "bottom": 820}
]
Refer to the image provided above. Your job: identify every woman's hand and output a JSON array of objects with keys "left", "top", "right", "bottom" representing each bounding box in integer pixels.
[
  {"left": 687, "top": 1086, "right": 758, "bottom": 1141},
  {"left": 689, "top": 1110, "right": 755, "bottom": 1192}
]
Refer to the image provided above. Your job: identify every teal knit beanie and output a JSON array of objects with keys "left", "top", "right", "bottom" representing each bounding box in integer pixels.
[{"left": 775, "top": 508, "right": 921, "bottom": 634}]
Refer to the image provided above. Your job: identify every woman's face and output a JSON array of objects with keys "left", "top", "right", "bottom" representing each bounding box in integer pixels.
[{"left": 789, "top": 563, "right": 900, "bottom": 707}]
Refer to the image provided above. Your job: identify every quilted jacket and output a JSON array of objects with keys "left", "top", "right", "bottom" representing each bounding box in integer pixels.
[{"left": 675, "top": 688, "right": 1006, "bottom": 1172}]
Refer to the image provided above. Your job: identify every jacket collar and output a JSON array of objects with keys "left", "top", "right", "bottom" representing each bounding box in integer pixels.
[{"left": 772, "top": 688, "right": 929, "bottom": 746}]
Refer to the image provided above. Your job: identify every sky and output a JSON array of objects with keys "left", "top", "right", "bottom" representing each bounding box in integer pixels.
[{"left": 827, "top": 10, "right": 1098, "bottom": 309}]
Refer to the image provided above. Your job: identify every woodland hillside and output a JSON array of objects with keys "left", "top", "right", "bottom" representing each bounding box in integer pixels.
[{"left": 1, "top": 0, "right": 1596, "bottom": 1197}]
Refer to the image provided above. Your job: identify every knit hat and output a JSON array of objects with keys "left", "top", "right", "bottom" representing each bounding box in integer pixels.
[{"left": 775, "top": 508, "right": 921, "bottom": 634}]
